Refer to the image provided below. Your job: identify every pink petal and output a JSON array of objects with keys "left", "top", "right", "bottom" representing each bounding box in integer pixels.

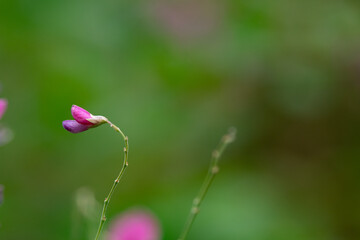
[{"left": 71, "top": 105, "right": 94, "bottom": 125}]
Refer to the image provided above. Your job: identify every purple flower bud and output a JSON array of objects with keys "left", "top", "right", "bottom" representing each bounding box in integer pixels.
[
  {"left": 63, "top": 105, "right": 107, "bottom": 134},
  {"left": 62, "top": 120, "right": 90, "bottom": 133},
  {"left": 108, "top": 208, "right": 161, "bottom": 240},
  {"left": 0, "top": 99, "right": 7, "bottom": 120}
]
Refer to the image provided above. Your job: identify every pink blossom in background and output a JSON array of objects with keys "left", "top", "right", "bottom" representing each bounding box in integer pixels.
[
  {"left": 108, "top": 208, "right": 161, "bottom": 240},
  {"left": 0, "top": 99, "right": 7, "bottom": 119},
  {"left": 146, "top": 0, "right": 224, "bottom": 42}
]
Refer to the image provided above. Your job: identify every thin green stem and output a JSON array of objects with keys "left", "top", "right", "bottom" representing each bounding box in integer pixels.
[
  {"left": 94, "top": 120, "right": 129, "bottom": 240},
  {"left": 178, "top": 128, "right": 236, "bottom": 240}
]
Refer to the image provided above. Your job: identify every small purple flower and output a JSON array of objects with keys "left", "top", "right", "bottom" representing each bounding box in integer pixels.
[
  {"left": 108, "top": 208, "right": 161, "bottom": 240},
  {"left": 0, "top": 185, "right": 3, "bottom": 205},
  {"left": 63, "top": 105, "right": 107, "bottom": 134},
  {"left": 0, "top": 99, "right": 7, "bottom": 120}
]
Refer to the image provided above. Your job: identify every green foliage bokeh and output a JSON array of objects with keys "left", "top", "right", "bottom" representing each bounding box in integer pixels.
[{"left": 1, "top": 0, "right": 360, "bottom": 239}]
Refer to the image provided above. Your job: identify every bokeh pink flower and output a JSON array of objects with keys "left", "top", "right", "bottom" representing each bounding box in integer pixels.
[
  {"left": 0, "top": 99, "right": 7, "bottom": 120},
  {"left": 147, "top": 0, "right": 223, "bottom": 42},
  {"left": 108, "top": 208, "right": 161, "bottom": 240}
]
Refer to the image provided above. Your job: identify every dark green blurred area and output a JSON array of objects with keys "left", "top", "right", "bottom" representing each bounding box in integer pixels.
[{"left": 1, "top": 0, "right": 360, "bottom": 239}]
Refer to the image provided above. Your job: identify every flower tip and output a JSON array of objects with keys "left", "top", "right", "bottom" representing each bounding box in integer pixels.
[
  {"left": 71, "top": 104, "right": 87, "bottom": 114},
  {"left": 71, "top": 104, "right": 81, "bottom": 111}
]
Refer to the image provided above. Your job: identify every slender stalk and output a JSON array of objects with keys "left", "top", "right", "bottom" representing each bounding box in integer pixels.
[
  {"left": 94, "top": 120, "right": 129, "bottom": 240},
  {"left": 178, "top": 128, "right": 236, "bottom": 240}
]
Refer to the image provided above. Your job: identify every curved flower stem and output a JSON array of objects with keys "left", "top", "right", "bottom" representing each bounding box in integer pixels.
[
  {"left": 178, "top": 128, "right": 236, "bottom": 240},
  {"left": 94, "top": 120, "right": 129, "bottom": 240}
]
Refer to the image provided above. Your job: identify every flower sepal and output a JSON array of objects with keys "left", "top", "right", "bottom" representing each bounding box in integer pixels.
[{"left": 87, "top": 115, "right": 108, "bottom": 126}]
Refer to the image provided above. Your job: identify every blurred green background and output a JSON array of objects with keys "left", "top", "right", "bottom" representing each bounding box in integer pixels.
[{"left": 1, "top": 0, "right": 360, "bottom": 239}]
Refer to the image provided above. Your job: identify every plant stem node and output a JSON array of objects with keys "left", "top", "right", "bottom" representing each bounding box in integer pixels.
[
  {"left": 212, "top": 150, "right": 220, "bottom": 158},
  {"left": 191, "top": 207, "right": 199, "bottom": 214},
  {"left": 212, "top": 166, "right": 220, "bottom": 174}
]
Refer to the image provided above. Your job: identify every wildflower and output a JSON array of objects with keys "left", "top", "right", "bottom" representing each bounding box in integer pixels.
[
  {"left": 62, "top": 105, "right": 107, "bottom": 133},
  {"left": 63, "top": 104, "right": 130, "bottom": 240},
  {"left": 108, "top": 208, "right": 161, "bottom": 240},
  {"left": 0, "top": 99, "right": 7, "bottom": 119}
]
